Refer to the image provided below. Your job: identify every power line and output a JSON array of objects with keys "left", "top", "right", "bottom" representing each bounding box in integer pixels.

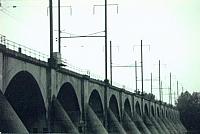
[{"left": 0, "top": 7, "right": 19, "bottom": 21}]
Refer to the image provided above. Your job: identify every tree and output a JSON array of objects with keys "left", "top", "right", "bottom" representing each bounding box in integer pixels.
[{"left": 176, "top": 91, "right": 200, "bottom": 133}]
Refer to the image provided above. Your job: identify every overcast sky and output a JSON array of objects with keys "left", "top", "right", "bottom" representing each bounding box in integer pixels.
[{"left": 1, "top": 0, "right": 200, "bottom": 104}]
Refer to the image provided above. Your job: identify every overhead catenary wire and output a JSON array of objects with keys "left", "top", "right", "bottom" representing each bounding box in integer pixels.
[
  {"left": 60, "top": 30, "right": 105, "bottom": 38},
  {"left": 0, "top": 7, "right": 19, "bottom": 21},
  {"left": 1, "top": 0, "right": 189, "bottom": 106}
]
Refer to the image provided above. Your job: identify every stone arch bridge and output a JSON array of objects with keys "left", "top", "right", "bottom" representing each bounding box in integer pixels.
[{"left": 0, "top": 42, "right": 186, "bottom": 133}]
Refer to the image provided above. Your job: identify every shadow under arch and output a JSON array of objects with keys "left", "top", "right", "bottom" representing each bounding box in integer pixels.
[
  {"left": 166, "top": 110, "right": 168, "bottom": 118},
  {"left": 144, "top": 103, "right": 149, "bottom": 116},
  {"left": 57, "top": 82, "right": 81, "bottom": 125},
  {"left": 135, "top": 101, "right": 141, "bottom": 116},
  {"left": 157, "top": 107, "right": 160, "bottom": 117},
  {"left": 151, "top": 105, "right": 155, "bottom": 116},
  {"left": 88, "top": 89, "right": 104, "bottom": 123},
  {"left": 109, "top": 95, "right": 120, "bottom": 120},
  {"left": 162, "top": 109, "right": 164, "bottom": 117},
  {"left": 124, "top": 98, "right": 132, "bottom": 117},
  {"left": 4, "top": 71, "right": 47, "bottom": 133}
]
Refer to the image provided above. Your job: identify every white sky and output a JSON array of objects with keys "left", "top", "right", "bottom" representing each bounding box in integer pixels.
[{"left": 1, "top": 0, "right": 200, "bottom": 104}]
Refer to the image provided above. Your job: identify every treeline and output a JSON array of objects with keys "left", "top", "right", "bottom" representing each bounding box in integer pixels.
[{"left": 176, "top": 91, "right": 200, "bottom": 133}]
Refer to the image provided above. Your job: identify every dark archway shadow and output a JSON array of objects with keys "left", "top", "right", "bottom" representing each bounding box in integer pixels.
[
  {"left": 124, "top": 98, "right": 132, "bottom": 117},
  {"left": 162, "top": 109, "right": 164, "bottom": 117},
  {"left": 157, "top": 107, "right": 160, "bottom": 117},
  {"left": 88, "top": 90, "right": 104, "bottom": 123},
  {"left": 5, "top": 71, "right": 47, "bottom": 133},
  {"left": 135, "top": 101, "right": 141, "bottom": 116},
  {"left": 144, "top": 104, "right": 149, "bottom": 116},
  {"left": 109, "top": 95, "right": 120, "bottom": 121},
  {"left": 107, "top": 95, "right": 124, "bottom": 133},
  {"left": 57, "top": 82, "right": 81, "bottom": 126},
  {"left": 151, "top": 106, "right": 155, "bottom": 116}
]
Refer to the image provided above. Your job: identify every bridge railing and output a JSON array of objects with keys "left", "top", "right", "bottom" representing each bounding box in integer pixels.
[
  {"left": 61, "top": 58, "right": 104, "bottom": 80},
  {"left": 0, "top": 34, "right": 136, "bottom": 92},
  {"left": 0, "top": 34, "right": 49, "bottom": 62},
  {"left": 61, "top": 58, "right": 87, "bottom": 75},
  {"left": 0, "top": 34, "right": 104, "bottom": 80}
]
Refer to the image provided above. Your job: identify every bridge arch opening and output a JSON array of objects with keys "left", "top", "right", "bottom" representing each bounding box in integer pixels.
[
  {"left": 171, "top": 111, "right": 174, "bottom": 119},
  {"left": 135, "top": 101, "right": 141, "bottom": 116},
  {"left": 109, "top": 95, "right": 120, "bottom": 121},
  {"left": 168, "top": 111, "right": 171, "bottom": 119},
  {"left": 108, "top": 95, "right": 120, "bottom": 132},
  {"left": 124, "top": 98, "right": 132, "bottom": 117},
  {"left": 88, "top": 90, "right": 104, "bottom": 123},
  {"left": 157, "top": 107, "right": 160, "bottom": 117},
  {"left": 57, "top": 82, "right": 81, "bottom": 125},
  {"left": 5, "top": 71, "right": 47, "bottom": 132},
  {"left": 162, "top": 109, "right": 164, "bottom": 117},
  {"left": 151, "top": 105, "right": 155, "bottom": 116},
  {"left": 144, "top": 104, "right": 149, "bottom": 116}
]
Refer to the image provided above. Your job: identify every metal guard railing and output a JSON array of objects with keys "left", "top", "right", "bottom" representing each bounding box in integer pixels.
[
  {"left": 0, "top": 34, "right": 105, "bottom": 80},
  {"left": 0, "top": 34, "right": 49, "bottom": 61},
  {"left": 0, "top": 34, "right": 135, "bottom": 91}
]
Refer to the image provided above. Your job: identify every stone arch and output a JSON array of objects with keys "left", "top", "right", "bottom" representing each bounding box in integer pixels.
[
  {"left": 144, "top": 103, "right": 149, "bottom": 116},
  {"left": 4, "top": 63, "right": 47, "bottom": 105},
  {"left": 166, "top": 110, "right": 168, "bottom": 118},
  {"left": 151, "top": 105, "right": 155, "bottom": 116},
  {"left": 162, "top": 109, "right": 164, "bottom": 117},
  {"left": 109, "top": 95, "right": 120, "bottom": 121},
  {"left": 169, "top": 110, "right": 172, "bottom": 119},
  {"left": 135, "top": 101, "right": 141, "bottom": 116},
  {"left": 5, "top": 71, "right": 47, "bottom": 132},
  {"left": 168, "top": 110, "right": 171, "bottom": 119},
  {"left": 57, "top": 82, "right": 81, "bottom": 125},
  {"left": 157, "top": 107, "right": 160, "bottom": 117},
  {"left": 88, "top": 89, "right": 104, "bottom": 123},
  {"left": 124, "top": 98, "right": 132, "bottom": 117}
]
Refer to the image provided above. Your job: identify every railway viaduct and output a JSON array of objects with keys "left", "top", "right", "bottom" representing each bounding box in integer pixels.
[{"left": 0, "top": 40, "right": 187, "bottom": 133}]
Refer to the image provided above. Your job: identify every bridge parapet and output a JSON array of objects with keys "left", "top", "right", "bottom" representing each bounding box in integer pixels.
[
  {"left": 0, "top": 41, "right": 180, "bottom": 114},
  {"left": 0, "top": 36, "right": 185, "bottom": 133}
]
